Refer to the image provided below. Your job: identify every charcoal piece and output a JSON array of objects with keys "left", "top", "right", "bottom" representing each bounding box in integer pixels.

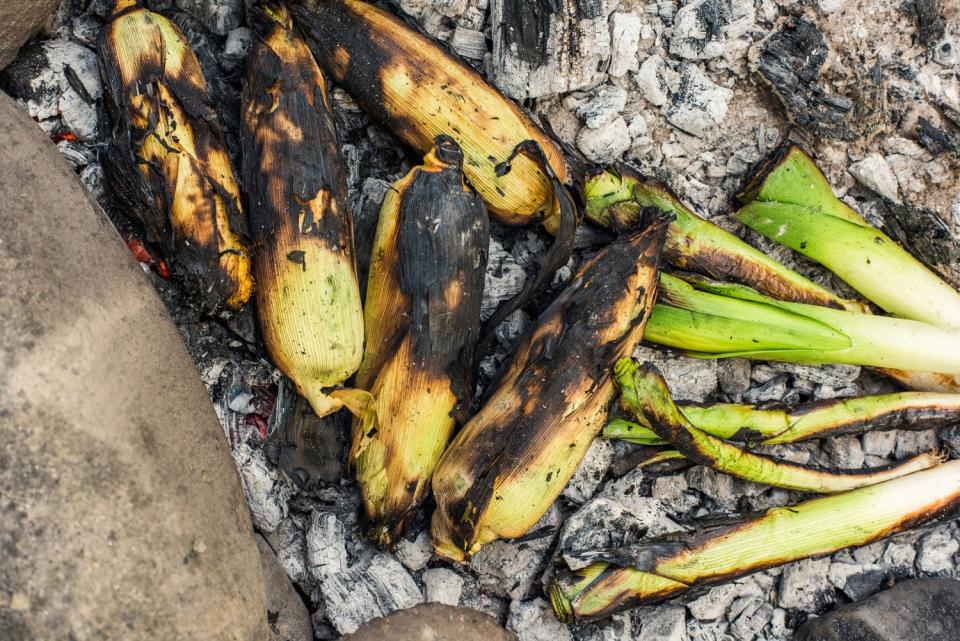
[
  {"left": 265, "top": 380, "right": 348, "bottom": 488},
  {"left": 491, "top": 0, "right": 611, "bottom": 99},
  {"left": 912, "top": 0, "right": 945, "bottom": 48},
  {"left": 881, "top": 201, "right": 960, "bottom": 289},
  {"left": 916, "top": 117, "right": 960, "bottom": 157},
  {"left": 756, "top": 17, "right": 856, "bottom": 141}
]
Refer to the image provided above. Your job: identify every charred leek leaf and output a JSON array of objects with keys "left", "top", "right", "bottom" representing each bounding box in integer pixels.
[
  {"left": 241, "top": 2, "right": 367, "bottom": 420},
  {"left": 605, "top": 391, "right": 960, "bottom": 446},
  {"left": 353, "top": 136, "right": 489, "bottom": 545},
  {"left": 98, "top": 0, "right": 253, "bottom": 310},
  {"left": 583, "top": 166, "right": 863, "bottom": 312},
  {"left": 736, "top": 145, "right": 960, "bottom": 330},
  {"left": 645, "top": 273, "right": 960, "bottom": 376},
  {"left": 615, "top": 359, "right": 940, "bottom": 492},
  {"left": 430, "top": 220, "right": 669, "bottom": 562},
  {"left": 551, "top": 460, "right": 960, "bottom": 622}
]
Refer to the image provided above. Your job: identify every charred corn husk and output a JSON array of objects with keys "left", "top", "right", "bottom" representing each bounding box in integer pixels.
[
  {"left": 604, "top": 390, "right": 960, "bottom": 446},
  {"left": 645, "top": 273, "right": 960, "bottom": 376},
  {"left": 551, "top": 460, "right": 960, "bottom": 622},
  {"left": 241, "top": 2, "right": 367, "bottom": 420},
  {"left": 353, "top": 136, "right": 489, "bottom": 544},
  {"left": 430, "top": 220, "right": 669, "bottom": 562},
  {"left": 98, "top": 0, "right": 252, "bottom": 310},
  {"left": 583, "top": 166, "right": 863, "bottom": 312},
  {"left": 615, "top": 359, "right": 940, "bottom": 492},
  {"left": 736, "top": 145, "right": 960, "bottom": 330},
  {"left": 292, "top": 0, "right": 568, "bottom": 229}
]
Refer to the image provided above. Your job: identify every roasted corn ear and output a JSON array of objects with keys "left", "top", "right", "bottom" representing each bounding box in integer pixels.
[
  {"left": 353, "top": 136, "right": 489, "bottom": 544},
  {"left": 98, "top": 0, "right": 252, "bottom": 311},
  {"left": 430, "top": 219, "right": 669, "bottom": 562},
  {"left": 241, "top": 2, "right": 368, "bottom": 420},
  {"left": 292, "top": 0, "right": 568, "bottom": 229}
]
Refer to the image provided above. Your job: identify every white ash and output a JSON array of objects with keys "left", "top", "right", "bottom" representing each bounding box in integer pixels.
[
  {"left": 634, "top": 345, "right": 719, "bottom": 402},
  {"left": 563, "top": 438, "right": 615, "bottom": 505},
  {"left": 688, "top": 581, "right": 761, "bottom": 622},
  {"left": 686, "top": 619, "right": 732, "bottom": 641},
  {"left": 470, "top": 505, "right": 560, "bottom": 600},
  {"left": 894, "top": 429, "right": 941, "bottom": 458},
  {"left": 917, "top": 529, "right": 960, "bottom": 575},
  {"left": 451, "top": 26, "right": 487, "bottom": 59},
  {"left": 637, "top": 604, "right": 687, "bottom": 641},
  {"left": 265, "top": 516, "right": 310, "bottom": 585},
  {"left": 423, "top": 567, "right": 465, "bottom": 606},
  {"left": 729, "top": 598, "right": 773, "bottom": 641},
  {"left": 395, "top": 529, "right": 434, "bottom": 572},
  {"left": 574, "top": 612, "right": 633, "bottom": 641},
  {"left": 663, "top": 64, "right": 732, "bottom": 138},
  {"left": 777, "top": 557, "right": 833, "bottom": 611},
  {"left": 668, "top": 0, "right": 753, "bottom": 61},
  {"left": 716, "top": 359, "right": 752, "bottom": 400},
  {"left": 2, "top": 39, "right": 101, "bottom": 141},
  {"left": 848, "top": 152, "right": 902, "bottom": 203},
  {"left": 315, "top": 553, "right": 424, "bottom": 635},
  {"left": 233, "top": 442, "right": 294, "bottom": 533},
  {"left": 222, "top": 26, "right": 253, "bottom": 71},
  {"left": 609, "top": 12, "right": 643, "bottom": 77},
  {"left": 307, "top": 511, "right": 349, "bottom": 580},
  {"left": 176, "top": 0, "right": 244, "bottom": 35},
  {"left": 460, "top": 575, "right": 510, "bottom": 622},
  {"left": 577, "top": 116, "right": 632, "bottom": 164},
  {"left": 565, "top": 85, "right": 628, "bottom": 129},
  {"left": 491, "top": 0, "right": 612, "bottom": 100},
  {"left": 635, "top": 54, "right": 676, "bottom": 107},
  {"left": 482, "top": 236, "right": 527, "bottom": 321},
  {"left": 508, "top": 598, "right": 574, "bottom": 641}
]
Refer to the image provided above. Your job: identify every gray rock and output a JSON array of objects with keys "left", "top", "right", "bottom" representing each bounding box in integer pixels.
[
  {"left": 576, "top": 116, "right": 632, "bottom": 163},
  {"left": 176, "top": 0, "right": 244, "bottom": 35},
  {"left": 917, "top": 529, "right": 959, "bottom": 574},
  {"left": 257, "top": 536, "right": 313, "bottom": 641},
  {"left": 0, "top": 0, "right": 58, "bottom": 70},
  {"left": 423, "top": 568, "right": 465, "bottom": 606},
  {"left": 471, "top": 505, "right": 560, "bottom": 600},
  {"left": 793, "top": 578, "right": 960, "bottom": 641},
  {"left": 664, "top": 65, "right": 732, "bottom": 138},
  {"left": 344, "top": 603, "right": 516, "bottom": 641},
  {"left": 778, "top": 558, "right": 833, "bottom": 611},
  {"left": 849, "top": 153, "right": 901, "bottom": 204},
  {"left": 637, "top": 604, "right": 687, "bottom": 641},
  {"left": 0, "top": 91, "right": 267, "bottom": 640},
  {"left": 507, "top": 598, "right": 573, "bottom": 641}
]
